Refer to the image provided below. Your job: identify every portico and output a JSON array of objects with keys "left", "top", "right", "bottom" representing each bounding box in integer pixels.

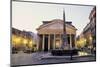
[{"left": 37, "top": 19, "right": 77, "bottom": 51}]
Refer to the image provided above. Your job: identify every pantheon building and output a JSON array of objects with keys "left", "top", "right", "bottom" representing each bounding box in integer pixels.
[{"left": 37, "top": 19, "right": 77, "bottom": 51}]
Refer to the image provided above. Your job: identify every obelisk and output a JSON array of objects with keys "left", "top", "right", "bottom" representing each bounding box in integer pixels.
[{"left": 61, "top": 9, "right": 69, "bottom": 50}]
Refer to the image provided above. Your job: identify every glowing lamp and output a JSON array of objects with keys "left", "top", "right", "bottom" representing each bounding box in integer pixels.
[{"left": 23, "top": 39, "right": 28, "bottom": 44}]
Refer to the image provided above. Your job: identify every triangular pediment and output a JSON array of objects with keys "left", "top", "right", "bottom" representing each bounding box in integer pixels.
[
  {"left": 47, "top": 22, "right": 63, "bottom": 29},
  {"left": 37, "top": 19, "right": 77, "bottom": 34}
]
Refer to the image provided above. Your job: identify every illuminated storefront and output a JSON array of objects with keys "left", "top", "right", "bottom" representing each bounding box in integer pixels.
[
  {"left": 76, "top": 7, "right": 96, "bottom": 54},
  {"left": 12, "top": 28, "right": 37, "bottom": 53}
]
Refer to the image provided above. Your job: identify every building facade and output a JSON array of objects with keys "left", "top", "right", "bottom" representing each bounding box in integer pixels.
[
  {"left": 12, "top": 28, "right": 37, "bottom": 53},
  {"left": 83, "top": 23, "right": 92, "bottom": 47},
  {"left": 89, "top": 6, "right": 96, "bottom": 49},
  {"left": 83, "top": 7, "right": 96, "bottom": 49},
  {"left": 37, "top": 19, "right": 77, "bottom": 51},
  {"left": 76, "top": 7, "right": 96, "bottom": 54}
]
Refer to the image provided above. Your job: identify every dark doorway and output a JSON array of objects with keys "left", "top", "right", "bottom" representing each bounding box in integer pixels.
[
  {"left": 44, "top": 35, "right": 48, "bottom": 51},
  {"left": 67, "top": 36, "right": 70, "bottom": 45}
]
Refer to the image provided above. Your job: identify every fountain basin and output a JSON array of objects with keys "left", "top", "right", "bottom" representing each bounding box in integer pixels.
[{"left": 51, "top": 49, "right": 80, "bottom": 56}]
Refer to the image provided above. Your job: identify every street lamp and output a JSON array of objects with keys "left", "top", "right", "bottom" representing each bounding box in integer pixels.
[
  {"left": 23, "top": 39, "right": 28, "bottom": 45},
  {"left": 29, "top": 40, "right": 33, "bottom": 48}
]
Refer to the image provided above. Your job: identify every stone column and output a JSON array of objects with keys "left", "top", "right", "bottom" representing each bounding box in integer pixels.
[
  {"left": 48, "top": 34, "right": 50, "bottom": 50},
  {"left": 36, "top": 40, "right": 39, "bottom": 51},
  {"left": 60, "top": 34, "right": 62, "bottom": 48},
  {"left": 42, "top": 34, "right": 45, "bottom": 51},
  {"left": 53, "top": 34, "right": 56, "bottom": 49},
  {"left": 74, "top": 35, "right": 76, "bottom": 48},
  {"left": 70, "top": 34, "right": 72, "bottom": 49}
]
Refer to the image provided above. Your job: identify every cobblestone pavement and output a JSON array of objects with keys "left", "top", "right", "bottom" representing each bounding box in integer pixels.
[{"left": 11, "top": 51, "right": 96, "bottom": 66}]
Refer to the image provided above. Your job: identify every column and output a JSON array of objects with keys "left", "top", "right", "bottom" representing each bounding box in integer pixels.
[
  {"left": 36, "top": 35, "right": 40, "bottom": 51},
  {"left": 42, "top": 34, "right": 45, "bottom": 51},
  {"left": 74, "top": 35, "right": 76, "bottom": 48},
  {"left": 48, "top": 34, "right": 50, "bottom": 50},
  {"left": 36, "top": 40, "right": 39, "bottom": 51},
  {"left": 53, "top": 34, "right": 55, "bottom": 49},
  {"left": 70, "top": 34, "right": 72, "bottom": 49},
  {"left": 60, "top": 34, "right": 62, "bottom": 48}
]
